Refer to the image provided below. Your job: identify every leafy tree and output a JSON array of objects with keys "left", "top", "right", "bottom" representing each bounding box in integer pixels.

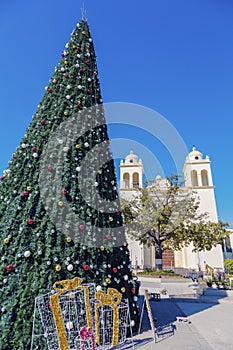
[
  {"left": 121, "top": 175, "right": 229, "bottom": 269},
  {"left": 0, "top": 19, "right": 139, "bottom": 349}
]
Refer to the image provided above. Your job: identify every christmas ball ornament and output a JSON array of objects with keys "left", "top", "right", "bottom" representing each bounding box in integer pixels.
[
  {"left": 85, "top": 60, "right": 89, "bottom": 65},
  {"left": 130, "top": 320, "right": 135, "bottom": 327},
  {"left": 75, "top": 144, "right": 80, "bottom": 149},
  {"left": 61, "top": 189, "right": 67, "bottom": 195},
  {"left": 33, "top": 153, "right": 38, "bottom": 158},
  {"left": 77, "top": 103, "right": 82, "bottom": 109},
  {"left": 82, "top": 31, "right": 86, "bottom": 35},
  {"left": 79, "top": 224, "right": 85, "bottom": 230},
  {"left": 83, "top": 265, "right": 89, "bottom": 271},
  {"left": 32, "top": 146, "right": 37, "bottom": 152},
  {"left": 24, "top": 250, "right": 31, "bottom": 258},
  {"left": 47, "top": 165, "right": 53, "bottom": 171},
  {"left": 53, "top": 78, "right": 57, "bottom": 83},
  {"left": 21, "top": 143, "right": 26, "bottom": 148},
  {"left": 40, "top": 120, "right": 45, "bottom": 125},
  {"left": 109, "top": 217, "right": 113, "bottom": 222},
  {"left": 67, "top": 264, "right": 73, "bottom": 271},
  {"left": 63, "top": 146, "right": 69, "bottom": 152},
  {"left": 13, "top": 153, "right": 17, "bottom": 159},
  {"left": 84, "top": 142, "right": 89, "bottom": 148},
  {"left": 100, "top": 246, "right": 105, "bottom": 251},
  {"left": 3, "top": 278, "right": 7, "bottom": 284},
  {"left": 66, "top": 321, "right": 73, "bottom": 330},
  {"left": 58, "top": 201, "right": 63, "bottom": 207},
  {"left": 47, "top": 88, "right": 52, "bottom": 93},
  {"left": 87, "top": 89, "right": 92, "bottom": 94},
  {"left": 67, "top": 84, "right": 71, "bottom": 89},
  {"left": 77, "top": 46, "right": 81, "bottom": 51},
  {"left": 76, "top": 166, "right": 81, "bottom": 172},
  {"left": 27, "top": 219, "right": 34, "bottom": 225},
  {"left": 23, "top": 191, "right": 29, "bottom": 197},
  {"left": 80, "top": 68, "right": 84, "bottom": 73},
  {"left": 64, "top": 111, "right": 68, "bottom": 116},
  {"left": 121, "top": 287, "right": 126, "bottom": 293},
  {"left": 78, "top": 85, "right": 82, "bottom": 90},
  {"left": 4, "top": 237, "right": 10, "bottom": 244},
  {"left": 96, "top": 285, "right": 102, "bottom": 292},
  {"left": 133, "top": 296, "right": 138, "bottom": 302},
  {"left": 58, "top": 139, "right": 63, "bottom": 144},
  {"left": 106, "top": 278, "right": 111, "bottom": 284},
  {"left": 66, "top": 95, "right": 71, "bottom": 100},
  {"left": 64, "top": 73, "right": 69, "bottom": 78},
  {"left": 55, "top": 264, "right": 61, "bottom": 272},
  {"left": 6, "top": 264, "right": 13, "bottom": 272},
  {"left": 106, "top": 234, "right": 111, "bottom": 240},
  {"left": 123, "top": 275, "right": 129, "bottom": 281},
  {"left": 66, "top": 236, "right": 72, "bottom": 243},
  {"left": 113, "top": 267, "right": 118, "bottom": 273}
]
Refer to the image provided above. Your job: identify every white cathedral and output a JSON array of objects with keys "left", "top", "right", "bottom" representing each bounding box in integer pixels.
[{"left": 119, "top": 147, "right": 227, "bottom": 272}]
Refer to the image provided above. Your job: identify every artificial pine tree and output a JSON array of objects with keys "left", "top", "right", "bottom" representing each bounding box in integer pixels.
[{"left": 0, "top": 18, "right": 139, "bottom": 349}]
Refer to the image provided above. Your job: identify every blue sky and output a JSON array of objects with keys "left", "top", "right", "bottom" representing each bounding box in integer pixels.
[{"left": 0, "top": 0, "right": 233, "bottom": 225}]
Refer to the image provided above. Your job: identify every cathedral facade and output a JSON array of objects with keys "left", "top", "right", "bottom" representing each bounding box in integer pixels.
[{"left": 119, "top": 148, "right": 225, "bottom": 272}]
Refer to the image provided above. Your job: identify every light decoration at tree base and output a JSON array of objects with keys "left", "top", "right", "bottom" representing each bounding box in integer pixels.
[{"left": 31, "top": 278, "right": 133, "bottom": 350}]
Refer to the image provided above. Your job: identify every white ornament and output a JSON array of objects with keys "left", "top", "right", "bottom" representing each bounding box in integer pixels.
[
  {"left": 58, "top": 139, "right": 63, "bottom": 144},
  {"left": 84, "top": 142, "right": 89, "bottom": 148},
  {"left": 47, "top": 261, "right": 51, "bottom": 265},
  {"left": 76, "top": 166, "right": 81, "bottom": 172},
  {"left": 89, "top": 38, "right": 92, "bottom": 42},
  {"left": 63, "top": 146, "right": 69, "bottom": 152},
  {"left": 21, "top": 143, "right": 26, "bottom": 148},
  {"left": 61, "top": 67, "right": 65, "bottom": 72},
  {"left": 33, "top": 153, "right": 38, "bottom": 158},
  {"left": 67, "top": 264, "right": 74, "bottom": 271},
  {"left": 24, "top": 250, "right": 31, "bottom": 258},
  {"left": 94, "top": 182, "right": 98, "bottom": 187},
  {"left": 123, "top": 275, "right": 129, "bottom": 281},
  {"left": 96, "top": 285, "right": 102, "bottom": 292},
  {"left": 78, "top": 85, "right": 82, "bottom": 89},
  {"left": 67, "top": 85, "right": 71, "bottom": 89},
  {"left": 130, "top": 320, "right": 135, "bottom": 327},
  {"left": 66, "top": 321, "right": 73, "bottom": 330},
  {"left": 77, "top": 54, "right": 81, "bottom": 58},
  {"left": 3, "top": 278, "right": 8, "bottom": 284},
  {"left": 88, "top": 78, "right": 91, "bottom": 82},
  {"left": 66, "top": 95, "right": 71, "bottom": 100},
  {"left": 133, "top": 296, "right": 138, "bottom": 302}
]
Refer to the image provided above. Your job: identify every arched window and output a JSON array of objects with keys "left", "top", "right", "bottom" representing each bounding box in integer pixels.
[
  {"left": 191, "top": 170, "right": 198, "bottom": 186},
  {"left": 201, "top": 170, "right": 209, "bottom": 186},
  {"left": 123, "top": 173, "right": 130, "bottom": 188},
  {"left": 133, "top": 172, "right": 139, "bottom": 188}
]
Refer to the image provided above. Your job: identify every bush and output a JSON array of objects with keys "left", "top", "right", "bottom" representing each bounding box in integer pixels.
[{"left": 224, "top": 259, "right": 233, "bottom": 275}]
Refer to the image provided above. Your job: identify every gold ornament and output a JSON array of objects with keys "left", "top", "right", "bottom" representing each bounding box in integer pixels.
[
  {"left": 4, "top": 237, "right": 10, "bottom": 244},
  {"left": 97, "top": 170, "right": 102, "bottom": 174},
  {"left": 72, "top": 45, "right": 76, "bottom": 49},
  {"left": 121, "top": 287, "right": 126, "bottom": 293},
  {"left": 37, "top": 104, "right": 41, "bottom": 110},
  {"left": 111, "top": 180, "right": 115, "bottom": 185},
  {"left": 66, "top": 237, "right": 72, "bottom": 243},
  {"left": 94, "top": 71, "right": 97, "bottom": 75},
  {"left": 105, "top": 278, "right": 111, "bottom": 284},
  {"left": 55, "top": 265, "right": 61, "bottom": 272},
  {"left": 64, "top": 111, "right": 68, "bottom": 116},
  {"left": 95, "top": 288, "right": 122, "bottom": 347},
  {"left": 50, "top": 278, "right": 92, "bottom": 350},
  {"left": 109, "top": 217, "right": 113, "bottom": 222},
  {"left": 58, "top": 201, "right": 63, "bottom": 207},
  {"left": 82, "top": 31, "right": 86, "bottom": 35},
  {"left": 53, "top": 79, "right": 57, "bottom": 83},
  {"left": 100, "top": 246, "right": 105, "bottom": 251},
  {"left": 64, "top": 61, "right": 68, "bottom": 65},
  {"left": 26, "top": 186, "right": 32, "bottom": 191},
  {"left": 75, "top": 144, "right": 80, "bottom": 149},
  {"left": 87, "top": 114, "right": 92, "bottom": 119}
]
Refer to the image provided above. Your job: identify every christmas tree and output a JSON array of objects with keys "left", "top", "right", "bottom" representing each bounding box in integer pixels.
[{"left": 0, "top": 18, "right": 139, "bottom": 349}]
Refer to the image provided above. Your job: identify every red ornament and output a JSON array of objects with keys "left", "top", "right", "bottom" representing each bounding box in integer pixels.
[
  {"left": 47, "top": 88, "right": 52, "bottom": 93},
  {"left": 87, "top": 89, "right": 92, "bottom": 95},
  {"left": 79, "top": 224, "right": 85, "bottom": 231},
  {"left": 116, "top": 211, "right": 121, "bottom": 216},
  {"left": 80, "top": 68, "right": 84, "bottom": 73},
  {"left": 77, "top": 46, "right": 81, "bottom": 51},
  {"left": 61, "top": 52, "right": 65, "bottom": 57},
  {"left": 32, "top": 146, "right": 37, "bottom": 152},
  {"left": 77, "top": 103, "right": 82, "bottom": 109},
  {"left": 61, "top": 189, "right": 67, "bottom": 195},
  {"left": 27, "top": 219, "right": 34, "bottom": 225},
  {"left": 13, "top": 153, "right": 17, "bottom": 159},
  {"left": 23, "top": 191, "right": 29, "bottom": 197},
  {"left": 6, "top": 264, "right": 13, "bottom": 272},
  {"left": 64, "top": 73, "right": 69, "bottom": 79},
  {"left": 83, "top": 265, "right": 89, "bottom": 271},
  {"left": 131, "top": 288, "right": 135, "bottom": 294},
  {"left": 96, "top": 147, "right": 101, "bottom": 153},
  {"left": 85, "top": 60, "right": 89, "bottom": 65},
  {"left": 40, "top": 120, "right": 45, "bottom": 125},
  {"left": 47, "top": 165, "right": 53, "bottom": 171},
  {"left": 106, "top": 234, "right": 111, "bottom": 240},
  {"left": 113, "top": 267, "right": 118, "bottom": 273},
  {"left": 0, "top": 177, "right": 4, "bottom": 181}
]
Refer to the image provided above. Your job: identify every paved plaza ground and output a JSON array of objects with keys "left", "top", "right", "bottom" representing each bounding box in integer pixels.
[{"left": 130, "top": 277, "right": 233, "bottom": 350}]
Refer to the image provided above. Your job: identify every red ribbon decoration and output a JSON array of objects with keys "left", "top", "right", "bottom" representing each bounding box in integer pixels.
[{"left": 80, "top": 326, "right": 95, "bottom": 350}]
